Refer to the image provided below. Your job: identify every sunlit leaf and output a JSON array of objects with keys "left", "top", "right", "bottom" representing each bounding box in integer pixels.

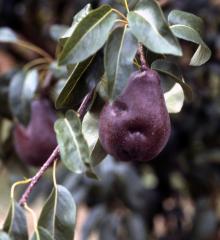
[
  {"left": 38, "top": 185, "right": 76, "bottom": 240},
  {"left": 164, "top": 83, "right": 184, "bottom": 113},
  {"left": 58, "top": 5, "right": 117, "bottom": 65},
  {"left": 104, "top": 26, "right": 138, "bottom": 100},
  {"left": 9, "top": 70, "right": 39, "bottom": 125},
  {"left": 3, "top": 201, "right": 28, "bottom": 240},
  {"left": 168, "top": 10, "right": 204, "bottom": 34},
  {"left": 128, "top": 0, "right": 182, "bottom": 56},
  {"left": 0, "top": 231, "right": 11, "bottom": 240},
  {"left": 151, "top": 59, "right": 193, "bottom": 101},
  {"left": 54, "top": 110, "right": 90, "bottom": 173},
  {"left": 60, "top": 4, "right": 92, "bottom": 44},
  {"left": 170, "top": 25, "right": 211, "bottom": 66},
  {"left": 82, "top": 113, "right": 107, "bottom": 166},
  {"left": 0, "top": 28, "right": 17, "bottom": 43}
]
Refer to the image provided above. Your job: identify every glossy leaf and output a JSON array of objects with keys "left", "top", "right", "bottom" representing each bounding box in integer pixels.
[
  {"left": 170, "top": 25, "right": 211, "bottom": 66},
  {"left": 54, "top": 110, "right": 90, "bottom": 173},
  {"left": 58, "top": 5, "right": 117, "bottom": 65},
  {"left": 151, "top": 59, "right": 193, "bottom": 101},
  {"left": 168, "top": 9, "right": 204, "bottom": 34},
  {"left": 55, "top": 56, "right": 94, "bottom": 109},
  {"left": 164, "top": 83, "right": 184, "bottom": 113},
  {"left": 0, "top": 232, "right": 11, "bottom": 240},
  {"left": 60, "top": 4, "right": 92, "bottom": 44},
  {"left": 38, "top": 185, "right": 76, "bottom": 240},
  {"left": 82, "top": 113, "right": 106, "bottom": 166},
  {"left": 9, "top": 70, "right": 39, "bottom": 125},
  {"left": 3, "top": 201, "right": 28, "bottom": 240},
  {"left": 128, "top": 0, "right": 182, "bottom": 56},
  {"left": 104, "top": 26, "right": 138, "bottom": 100},
  {"left": 0, "top": 28, "right": 17, "bottom": 43},
  {"left": 31, "top": 227, "right": 53, "bottom": 240}
]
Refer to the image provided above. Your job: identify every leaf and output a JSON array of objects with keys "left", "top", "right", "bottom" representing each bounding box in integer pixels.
[
  {"left": 54, "top": 110, "right": 90, "bottom": 173},
  {"left": 104, "top": 26, "right": 138, "bottom": 100},
  {"left": 151, "top": 59, "right": 193, "bottom": 101},
  {"left": 0, "top": 28, "right": 17, "bottom": 43},
  {"left": 0, "top": 70, "right": 17, "bottom": 119},
  {"left": 49, "top": 25, "right": 69, "bottom": 42},
  {"left": 58, "top": 5, "right": 118, "bottom": 65},
  {"left": 3, "top": 201, "right": 28, "bottom": 240},
  {"left": 31, "top": 227, "right": 53, "bottom": 240},
  {"left": 127, "top": 0, "right": 182, "bottom": 56},
  {"left": 90, "top": 140, "right": 107, "bottom": 166},
  {"left": 0, "top": 231, "right": 11, "bottom": 240},
  {"left": 170, "top": 25, "right": 211, "bottom": 66},
  {"left": 164, "top": 83, "right": 184, "bottom": 113},
  {"left": 82, "top": 113, "right": 107, "bottom": 166},
  {"left": 55, "top": 56, "right": 94, "bottom": 109},
  {"left": 9, "top": 70, "right": 39, "bottom": 125},
  {"left": 60, "top": 4, "right": 92, "bottom": 45},
  {"left": 38, "top": 185, "right": 76, "bottom": 240},
  {"left": 168, "top": 9, "right": 204, "bottom": 34}
]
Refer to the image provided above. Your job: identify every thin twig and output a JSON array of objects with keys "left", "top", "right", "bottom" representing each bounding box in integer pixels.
[
  {"left": 138, "top": 43, "right": 149, "bottom": 71},
  {"left": 19, "top": 89, "right": 95, "bottom": 206},
  {"left": 19, "top": 146, "right": 60, "bottom": 206}
]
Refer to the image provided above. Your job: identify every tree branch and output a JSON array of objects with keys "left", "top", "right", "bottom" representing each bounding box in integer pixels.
[{"left": 19, "top": 90, "right": 94, "bottom": 206}]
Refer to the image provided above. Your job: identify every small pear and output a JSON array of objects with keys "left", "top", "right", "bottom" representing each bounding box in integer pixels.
[
  {"left": 13, "top": 98, "right": 57, "bottom": 167},
  {"left": 99, "top": 69, "right": 171, "bottom": 162}
]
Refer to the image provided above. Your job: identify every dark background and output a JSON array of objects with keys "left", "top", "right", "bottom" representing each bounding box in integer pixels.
[{"left": 0, "top": 0, "right": 220, "bottom": 239}]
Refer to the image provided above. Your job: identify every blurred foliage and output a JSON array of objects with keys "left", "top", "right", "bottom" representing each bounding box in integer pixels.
[{"left": 0, "top": 0, "right": 220, "bottom": 239}]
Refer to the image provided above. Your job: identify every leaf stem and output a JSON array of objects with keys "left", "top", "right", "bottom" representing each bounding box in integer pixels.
[
  {"left": 124, "top": 0, "right": 129, "bottom": 13},
  {"left": 17, "top": 40, "right": 53, "bottom": 63},
  {"left": 112, "top": 9, "right": 127, "bottom": 21},
  {"left": 138, "top": 43, "right": 149, "bottom": 71},
  {"left": 23, "top": 58, "right": 50, "bottom": 72},
  {"left": 19, "top": 89, "right": 95, "bottom": 206}
]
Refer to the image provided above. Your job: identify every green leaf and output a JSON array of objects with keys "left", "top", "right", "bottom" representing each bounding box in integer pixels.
[
  {"left": 31, "top": 227, "right": 53, "bottom": 240},
  {"left": 90, "top": 139, "right": 107, "bottom": 166},
  {"left": 3, "top": 201, "right": 28, "bottom": 240},
  {"left": 0, "top": 28, "right": 17, "bottom": 43},
  {"left": 128, "top": 0, "right": 182, "bottom": 56},
  {"left": 164, "top": 83, "right": 184, "bottom": 113},
  {"left": 170, "top": 25, "right": 211, "bottom": 66},
  {"left": 54, "top": 110, "right": 90, "bottom": 173},
  {"left": 60, "top": 4, "right": 92, "bottom": 45},
  {"left": 104, "top": 26, "right": 138, "bottom": 100},
  {"left": 55, "top": 56, "right": 94, "bottom": 109},
  {"left": 9, "top": 70, "right": 39, "bottom": 125},
  {"left": 151, "top": 59, "right": 193, "bottom": 101},
  {"left": 58, "top": 5, "right": 117, "bottom": 65},
  {"left": 0, "top": 231, "right": 11, "bottom": 240},
  {"left": 82, "top": 112, "right": 106, "bottom": 166},
  {"left": 168, "top": 10, "right": 204, "bottom": 35},
  {"left": 38, "top": 185, "right": 76, "bottom": 240}
]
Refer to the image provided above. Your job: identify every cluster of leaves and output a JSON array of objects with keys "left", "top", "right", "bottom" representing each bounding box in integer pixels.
[{"left": 0, "top": 0, "right": 213, "bottom": 239}]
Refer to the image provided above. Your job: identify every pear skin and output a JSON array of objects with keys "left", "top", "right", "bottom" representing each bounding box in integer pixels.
[{"left": 99, "top": 69, "right": 171, "bottom": 162}]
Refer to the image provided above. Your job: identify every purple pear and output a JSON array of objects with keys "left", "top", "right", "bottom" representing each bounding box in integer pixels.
[
  {"left": 13, "top": 98, "right": 57, "bottom": 167},
  {"left": 99, "top": 69, "right": 171, "bottom": 162}
]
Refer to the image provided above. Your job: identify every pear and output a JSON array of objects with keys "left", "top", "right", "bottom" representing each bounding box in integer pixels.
[
  {"left": 13, "top": 98, "right": 57, "bottom": 167},
  {"left": 99, "top": 69, "right": 171, "bottom": 162}
]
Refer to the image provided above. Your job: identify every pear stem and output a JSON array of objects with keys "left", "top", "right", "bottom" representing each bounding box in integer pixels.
[
  {"left": 138, "top": 44, "right": 149, "bottom": 71},
  {"left": 19, "top": 90, "right": 94, "bottom": 206}
]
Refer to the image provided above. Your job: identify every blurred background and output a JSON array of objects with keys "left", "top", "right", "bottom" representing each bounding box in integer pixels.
[{"left": 0, "top": 0, "right": 220, "bottom": 239}]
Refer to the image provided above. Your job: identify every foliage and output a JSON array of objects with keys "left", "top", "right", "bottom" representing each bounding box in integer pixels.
[{"left": 0, "top": 0, "right": 215, "bottom": 239}]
